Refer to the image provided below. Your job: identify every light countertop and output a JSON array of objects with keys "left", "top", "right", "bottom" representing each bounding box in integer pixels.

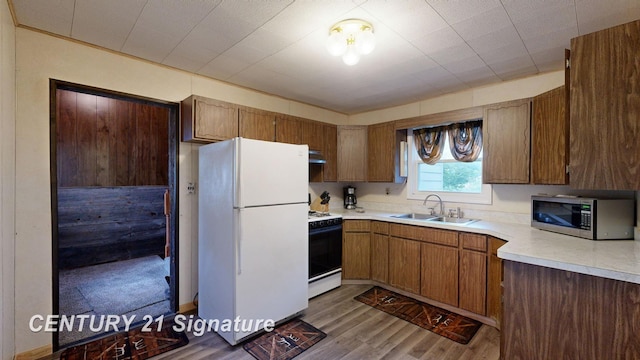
[{"left": 338, "top": 209, "right": 640, "bottom": 285}]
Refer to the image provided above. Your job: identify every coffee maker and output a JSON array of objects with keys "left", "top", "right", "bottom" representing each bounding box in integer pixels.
[{"left": 343, "top": 186, "right": 357, "bottom": 209}]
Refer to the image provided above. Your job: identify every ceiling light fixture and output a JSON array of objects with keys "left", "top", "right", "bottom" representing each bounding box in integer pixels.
[{"left": 326, "top": 19, "right": 375, "bottom": 66}]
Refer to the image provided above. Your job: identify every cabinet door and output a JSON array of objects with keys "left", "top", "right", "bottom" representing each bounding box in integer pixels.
[
  {"left": 342, "top": 231, "right": 370, "bottom": 280},
  {"left": 483, "top": 99, "right": 531, "bottom": 183},
  {"left": 532, "top": 86, "right": 568, "bottom": 184},
  {"left": 488, "top": 237, "right": 507, "bottom": 328},
  {"left": 371, "top": 233, "right": 389, "bottom": 283},
  {"left": 337, "top": 125, "right": 367, "bottom": 182},
  {"left": 275, "top": 115, "right": 303, "bottom": 144},
  {"left": 420, "top": 242, "right": 458, "bottom": 307},
  {"left": 302, "top": 120, "right": 324, "bottom": 152},
  {"left": 181, "top": 96, "right": 238, "bottom": 143},
  {"left": 322, "top": 124, "right": 338, "bottom": 182},
  {"left": 367, "top": 122, "right": 395, "bottom": 182},
  {"left": 239, "top": 107, "right": 275, "bottom": 142},
  {"left": 388, "top": 237, "right": 420, "bottom": 294},
  {"left": 570, "top": 19, "right": 640, "bottom": 190},
  {"left": 459, "top": 249, "right": 487, "bottom": 315}
]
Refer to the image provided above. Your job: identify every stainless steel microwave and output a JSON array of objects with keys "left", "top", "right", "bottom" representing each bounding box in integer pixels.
[{"left": 531, "top": 195, "right": 635, "bottom": 240}]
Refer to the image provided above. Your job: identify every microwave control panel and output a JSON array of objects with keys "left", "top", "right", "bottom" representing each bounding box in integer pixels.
[{"left": 580, "top": 204, "right": 591, "bottom": 230}]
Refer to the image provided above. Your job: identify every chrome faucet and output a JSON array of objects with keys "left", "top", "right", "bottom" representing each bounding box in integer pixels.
[{"left": 422, "top": 194, "right": 444, "bottom": 216}]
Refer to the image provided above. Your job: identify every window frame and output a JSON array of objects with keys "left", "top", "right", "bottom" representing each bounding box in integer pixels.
[{"left": 406, "top": 129, "right": 492, "bottom": 205}]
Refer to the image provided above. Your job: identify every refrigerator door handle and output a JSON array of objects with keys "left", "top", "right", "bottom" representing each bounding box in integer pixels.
[{"left": 236, "top": 208, "right": 242, "bottom": 275}]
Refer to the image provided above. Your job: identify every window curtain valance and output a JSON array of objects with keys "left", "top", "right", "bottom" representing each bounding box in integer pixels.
[
  {"left": 413, "top": 120, "right": 482, "bottom": 164},
  {"left": 413, "top": 126, "right": 446, "bottom": 165}
]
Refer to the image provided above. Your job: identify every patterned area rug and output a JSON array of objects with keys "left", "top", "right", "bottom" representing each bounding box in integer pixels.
[
  {"left": 355, "top": 286, "right": 481, "bottom": 344},
  {"left": 243, "top": 318, "right": 326, "bottom": 360},
  {"left": 60, "top": 319, "right": 188, "bottom": 360}
]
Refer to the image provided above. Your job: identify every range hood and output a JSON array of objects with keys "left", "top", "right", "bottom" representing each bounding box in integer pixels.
[{"left": 309, "top": 150, "right": 326, "bottom": 164}]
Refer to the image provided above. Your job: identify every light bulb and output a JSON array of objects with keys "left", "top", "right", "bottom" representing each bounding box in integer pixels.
[
  {"left": 356, "top": 28, "right": 375, "bottom": 55},
  {"left": 342, "top": 45, "right": 360, "bottom": 66},
  {"left": 326, "top": 31, "right": 346, "bottom": 56}
]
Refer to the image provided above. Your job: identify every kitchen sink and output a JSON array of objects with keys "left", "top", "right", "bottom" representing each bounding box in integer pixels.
[
  {"left": 390, "top": 213, "right": 437, "bottom": 220},
  {"left": 427, "top": 216, "right": 478, "bottom": 225}
]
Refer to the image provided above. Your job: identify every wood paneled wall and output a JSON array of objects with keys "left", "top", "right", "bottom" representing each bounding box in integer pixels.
[
  {"left": 56, "top": 89, "right": 170, "bottom": 187},
  {"left": 57, "top": 186, "right": 166, "bottom": 269}
]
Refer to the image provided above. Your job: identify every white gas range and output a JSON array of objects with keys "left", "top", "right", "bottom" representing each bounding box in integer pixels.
[{"left": 308, "top": 211, "right": 343, "bottom": 299}]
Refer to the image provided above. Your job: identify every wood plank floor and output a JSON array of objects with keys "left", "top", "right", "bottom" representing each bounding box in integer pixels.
[{"left": 43, "top": 284, "right": 501, "bottom": 360}]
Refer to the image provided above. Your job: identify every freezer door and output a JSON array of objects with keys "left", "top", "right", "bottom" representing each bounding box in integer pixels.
[
  {"left": 233, "top": 203, "right": 309, "bottom": 342},
  {"left": 236, "top": 138, "right": 308, "bottom": 208}
]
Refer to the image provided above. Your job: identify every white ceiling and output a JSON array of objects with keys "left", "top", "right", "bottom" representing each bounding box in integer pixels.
[{"left": 10, "top": 0, "right": 640, "bottom": 114}]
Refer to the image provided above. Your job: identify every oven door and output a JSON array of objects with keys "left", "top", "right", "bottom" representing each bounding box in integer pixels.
[{"left": 308, "top": 223, "right": 342, "bottom": 280}]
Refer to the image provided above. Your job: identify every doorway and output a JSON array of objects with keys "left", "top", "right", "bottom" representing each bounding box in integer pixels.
[{"left": 49, "top": 80, "right": 179, "bottom": 349}]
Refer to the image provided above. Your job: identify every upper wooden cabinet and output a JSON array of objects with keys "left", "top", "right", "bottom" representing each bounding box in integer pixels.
[
  {"left": 275, "top": 114, "right": 303, "bottom": 145},
  {"left": 337, "top": 125, "right": 368, "bottom": 182},
  {"left": 302, "top": 119, "right": 324, "bottom": 152},
  {"left": 532, "top": 86, "right": 568, "bottom": 185},
  {"left": 238, "top": 106, "right": 276, "bottom": 142},
  {"left": 181, "top": 95, "right": 238, "bottom": 143},
  {"left": 483, "top": 99, "right": 531, "bottom": 183},
  {"left": 570, "top": 19, "right": 640, "bottom": 190},
  {"left": 367, "top": 122, "right": 406, "bottom": 183},
  {"left": 322, "top": 124, "right": 338, "bottom": 182}
]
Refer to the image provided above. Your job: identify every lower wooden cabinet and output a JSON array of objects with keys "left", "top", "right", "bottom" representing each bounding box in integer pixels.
[
  {"left": 342, "top": 220, "right": 371, "bottom": 280},
  {"left": 341, "top": 221, "right": 502, "bottom": 322},
  {"left": 388, "top": 237, "right": 421, "bottom": 294},
  {"left": 487, "top": 236, "right": 507, "bottom": 327},
  {"left": 370, "top": 221, "right": 389, "bottom": 283},
  {"left": 420, "top": 242, "right": 458, "bottom": 306},
  {"left": 459, "top": 233, "right": 488, "bottom": 315},
  {"left": 459, "top": 249, "right": 487, "bottom": 315}
]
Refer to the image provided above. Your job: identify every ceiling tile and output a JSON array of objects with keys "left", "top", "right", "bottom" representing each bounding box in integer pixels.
[
  {"left": 122, "top": 0, "right": 222, "bottom": 62},
  {"left": 575, "top": 0, "right": 640, "bottom": 34},
  {"left": 12, "top": 0, "right": 74, "bottom": 36},
  {"left": 71, "top": 0, "right": 147, "bottom": 51},
  {"left": 426, "top": 0, "right": 502, "bottom": 24}
]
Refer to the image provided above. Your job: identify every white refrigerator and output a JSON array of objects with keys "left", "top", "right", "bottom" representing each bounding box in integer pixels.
[{"left": 198, "top": 137, "right": 309, "bottom": 345}]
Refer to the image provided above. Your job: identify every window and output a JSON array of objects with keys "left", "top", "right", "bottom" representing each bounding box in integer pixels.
[{"left": 407, "top": 130, "right": 492, "bottom": 204}]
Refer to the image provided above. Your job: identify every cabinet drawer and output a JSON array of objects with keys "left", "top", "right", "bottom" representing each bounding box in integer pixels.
[
  {"left": 371, "top": 221, "right": 389, "bottom": 234},
  {"left": 461, "top": 233, "right": 487, "bottom": 252},
  {"left": 343, "top": 220, "right": 370, "bottom": 232},
  {"left": 389, "top": 224, "right": 458, "bottom": 247}
]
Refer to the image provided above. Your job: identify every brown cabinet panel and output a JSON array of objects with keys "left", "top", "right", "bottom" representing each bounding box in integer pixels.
[
  {"left": 371, "top": 221, "right": 389, "bottom": 235},
  {"left": 460, "top": 232, "right": 487, "bottom": 252},
  {"left": 389, "top": 223, "right": 458, "bottom": 247},
  {"left": 532, "top": 86, "right": 568, "bottom": 184},
  {"left": 388, "top": 236, "right": 421, "bottom": 294},
  {"left": 181, "top": 95, "right": 238, "bottom": 143},
  {"left": 322, "top": 124, "right": 338, "bottom": 182},
  {"left": 337, "top": 125, "right": 367, "bottom": 182},
  {"left": 367, "top": 122, "right": 396, "bottom": 182},
  {"left": 302, "top": 119, "right": 324, "bottom": 152},
  {"left": 570, "top": 19, "right": 640, "bottom": 190},
  {"left": 371, "top": 232, "right": 389, "bottom": 283},
  {"left": 343, "top": 220, "right": 370, "bottom": 232},
  {"left": 459, "top": 249, "right": 487, "bottom": 315},
  {"left": 502, "top": 260, "right": 640, "bottom": 359},
  {"left": 483, "top": 99, "right": 531, "bottom": 183},
  {"left": 487, "top": 237, "right": 506, "bottom": 328},
  {"left": 420, "top": 242, "right": 458, "bottom": 306},
  {"left": 342, "top": 230, "right": 371, "bottom": 280},
  {"left": 238, "top": 107, "right": 275, "bottom": 141},
  {"left": 275, "top": 115, "right": 303, "bottom": 144}
]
